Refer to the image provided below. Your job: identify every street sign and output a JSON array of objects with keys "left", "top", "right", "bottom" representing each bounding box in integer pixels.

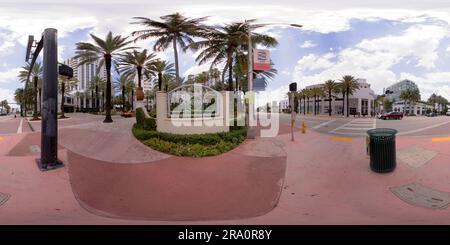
[
  {"left": 58, "top": 64, "right": 73, "bottom": 78},
  {"left": 252, "top": 77, "right": 267, "bottom": 91},
  {"left": 253, "top": 49, "right": 271, "bottom": 71},
  {"left": 25, "top": 35, "right": 34, "bottom": 62},
  {"left": 289, "top": 82, "right": 297, "bottom": 92}
]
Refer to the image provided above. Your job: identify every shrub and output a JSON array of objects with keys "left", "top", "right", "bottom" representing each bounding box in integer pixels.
[
  {"left": 133, "top": 125, "right": 247, "bottom": 157},
  {"left": 135, "top": 108, "right": 157, "bottom": 131},
  {"left": 136, "top": 108, "right": 145, "bottom": 127}
]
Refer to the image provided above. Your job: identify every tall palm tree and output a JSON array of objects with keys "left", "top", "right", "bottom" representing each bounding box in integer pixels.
[
  {"left": 323, "top": 80, "right": 338, "bottom": 116},
  {"left": 339, "top": 75, "right": 360, "bottom": 117},
  {"left": 18, "top": 62, "right": 43, "bottom": 120},
  {"left": 131, "top": 13, "right": 209, "bottom": 84},
  {"left": 89, "top": 75, "right": 106, "bottom": 112},
  {"left": 304, "top": 88, "right": 313, "bottom": 114},
  {"left": 428, "top": 93, "right": 438, "bottom": 112},
  {"left": 74, "top": 31, "right": 134, "bottom": 123},
  {"left": 118, "top": 49, "right": 157, "bottom": 103},
  {"left": 311, "top": 87, "right": 325, "bottom": 115},
  {"left": 58, "top": 75, "right": 77, "bottom": 118},
  {"left": 14, "top": 88, "right": 24, "bottom": 116},
  {"left": 186, "top": 20, "right": 277, "bottom": 91},
  {"left": 114, "top": 74, "right": 132, "bottom": 113},
  {"left": 147, "top": 60, "right": 176, "bottom": 91}
]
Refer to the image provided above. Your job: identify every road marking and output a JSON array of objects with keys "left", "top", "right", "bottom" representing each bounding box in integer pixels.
[
  {"left": 332, "top": 136, "right": 353, "bottom": 142},
  {"left": 330, "top": 119, "right": 375, "bottom": 134},
  {"left": 17, "top": 118, "right": 23, "bottom": 134},
  {"left": 397, "top": 121, "right": 450, "bottom": 136},
  {"left": 432, "top": 137, "right": 450, "bottom": 142},
  {"left": 313, "top": 119, "right": 337, "bottom": 129}
]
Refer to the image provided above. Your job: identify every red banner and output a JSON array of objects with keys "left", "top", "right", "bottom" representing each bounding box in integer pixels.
[{"left": 253, "top": 49, "right": 271, "bottom": 71}]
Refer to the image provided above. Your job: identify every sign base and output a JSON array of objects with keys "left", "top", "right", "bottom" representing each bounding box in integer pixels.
[{"left": 35, "top": 159, "right": 64, "bottom": 172}]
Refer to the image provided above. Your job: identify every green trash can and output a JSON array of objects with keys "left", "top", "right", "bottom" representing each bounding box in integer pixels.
[{"left": 367, "top": 128, "right": 398, "bottom": 173}]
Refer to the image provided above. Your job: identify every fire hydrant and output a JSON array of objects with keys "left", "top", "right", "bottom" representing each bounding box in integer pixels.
[{"left": 301, "top": 121, "right": 307, "bottom": 134}]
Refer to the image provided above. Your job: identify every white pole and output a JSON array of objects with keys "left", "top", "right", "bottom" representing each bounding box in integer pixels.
[{"left": 246, "top": 21, "right": 255, "bottom": 139}]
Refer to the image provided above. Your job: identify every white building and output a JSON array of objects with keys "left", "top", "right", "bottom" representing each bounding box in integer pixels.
[
  {"left": 278, "top": 99, "right": 289, "bottom": 112},
  {"left": 61, "top": 57, "right": 107, "bottom": 112},
  {"left": 300, "top": 78, "right": 376, "bottom": 116},
  {"left": 385, "top": 79, "right": 431, "bottom": 115}
]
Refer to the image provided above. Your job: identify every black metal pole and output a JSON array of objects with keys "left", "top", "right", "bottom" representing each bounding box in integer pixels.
[{"left": 37, "top": 28, "right": 63, "bottom": 171}]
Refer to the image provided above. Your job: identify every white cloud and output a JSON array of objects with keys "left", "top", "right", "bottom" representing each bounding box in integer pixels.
[
  {"left": 0, "top": 87, "right": 16, "bottom": 105},
  {"left": 292, "top": 23, "right": 450, "bottom": 98},
  {"left": 0, "top": 68, "right": 21, "bottom": 84},
  {"left": 300, "top": 40, "right": 317, "bottom": 48}
]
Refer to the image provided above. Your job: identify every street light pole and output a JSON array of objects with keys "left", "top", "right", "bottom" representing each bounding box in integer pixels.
[
  {"left": 246, "top": 20, "right": 255, "bottom": 139},
  {"left": 245, "top": 21, "right": 302, "bottom": 139}
]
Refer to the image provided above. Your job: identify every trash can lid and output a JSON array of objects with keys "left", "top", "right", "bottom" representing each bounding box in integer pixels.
[{"left": 367, "top": 128, "right": 398, "bottom": 137}]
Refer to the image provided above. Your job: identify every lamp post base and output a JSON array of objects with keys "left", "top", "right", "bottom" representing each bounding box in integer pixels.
[
  {"left": 35, "top": 159, "right": 64, "bottom": 172},
  {"left": 246, "top": 126, "right": 256, "bottom": 139}
]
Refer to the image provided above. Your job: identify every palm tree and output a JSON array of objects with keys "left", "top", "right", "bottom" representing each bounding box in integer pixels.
[
  {"left": 323, "top": 80, "right": 338, "bottom": 116},
  {"left": 304, "top": 88, "right": 312, "bottom": 114},
  {"left": 74, "top": 31, "right": 134, "bottom": 123},
  {"left": 131, "top": 13, "right": 209, "bottom": 84},
  {"left": 410, "top": 89, "right": 421, "bottom": 115},
  {"left": 339, "top": 75, "right": 360, "bottom": 117},
  {"left": 118, "top": 49, "right": 157, "bottom": 103},
  {"left": 14, "top": 88, "right": 24, "bottom": 116},
  {"left": 186, "top": 20, "right": 277, "bottom": 91},
  {"left": 147, "top": 60, "right": 176, "bottom": 91},
  {"left": 310, "top": 87, "right": 325, "bottom": 115},
  {"left": 428, "top": 93, "right": 438, "bottom": 112},
  {"left": 114, "top": 74, "right": 132, "bottom": 113},
  {"left": 400, "top": 89, "right": 412, "bottom": 114},
  {"left": 58, "top": 75, "right": 77, "bottom": 118},
  {"left": 18, "top": 62, "right": 43, "bottom": 120},
  {"left": 88, "top": 75, "right": 106, "bottom": 113}
]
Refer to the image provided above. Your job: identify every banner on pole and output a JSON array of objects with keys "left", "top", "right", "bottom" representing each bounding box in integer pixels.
[{"left": 253, "top": 49, "right": 271, "bottom": 71}]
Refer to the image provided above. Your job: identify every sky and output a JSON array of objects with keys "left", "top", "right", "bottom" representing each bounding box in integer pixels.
[{"left": 1, "top": 0, "right": 450, "bottom": 107}]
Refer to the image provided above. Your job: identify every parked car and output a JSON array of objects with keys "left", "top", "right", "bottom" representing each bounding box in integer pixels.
[
  {"left": 379, "top": 111, "right": 404, "bottom": 120},
  {"left": 426, "top": 112, "right": 437, "bottom": 117},
  {"left": 446, "top": 111, "right": 450, "bottom": 116}
]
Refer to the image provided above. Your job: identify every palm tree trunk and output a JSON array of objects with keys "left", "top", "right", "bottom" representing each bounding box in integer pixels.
[
  {"left": 60, "top": 82, "right": 65, "bottom": 118},
  {"left": 314, "top": 96, "right": 316, "bottom": 115},
  {"left": 102, "top": 91, "right": 105, "bottom": 112},
  {"left": 131, "top": 89, "right": 134, "bottom": 111},
  {"left": 228, "top": 55, "right": 233, "bottom": 91},
  {"left": 303, "top": 97, "right": 306, "bottom": 115},
  {"left": 95, "top": 85, "right": 99, "bottom": 113},
  {"left": 122, "top": 86, "right": 126, "bottom": 113},
  {"left": 346, "top": 89, "right": 350, "bottom": 117},
  {"left": 104, "top": 54, "right": 113, "bottom": 123},
  {"left": 38, "top": 88, "right": 42, "bottom": 116},
  {"left": 307, "top": 98, "right": 309, "bottom": 114},
  {"left": 328, "top": 91, "right": 332, "bottom": 116},
  {"left": 342, "top": 92, "right": 345, "bottom": 116},
  {"left": 33, "top": 76, "right": 38, "bottom": 120},
  {"left": 158, "top": 72, "right": 162, "bottom": 91},
  {"left": 172, "top": 38, "right": 180, "bottom": 83}
]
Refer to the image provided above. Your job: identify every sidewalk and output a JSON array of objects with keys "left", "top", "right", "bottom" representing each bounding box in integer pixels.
[{"left": 1, "top": 117, "right": 450, "bottom": 224}]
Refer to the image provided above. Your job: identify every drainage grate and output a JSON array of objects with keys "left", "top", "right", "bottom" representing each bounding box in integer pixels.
[
  {"left": 0, "top": 192, "right": 11, "bottom": 206},
  {"left": 391, "top": 183, "right": 450, "bottom": 209}
]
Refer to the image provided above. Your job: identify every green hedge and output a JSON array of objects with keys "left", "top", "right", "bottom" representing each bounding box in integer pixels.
[
  {"left": 132, "top": 126, "right": 247, "bottom": 157},
  {"left": 135, "top": 108, "right": 156, "bottom": 131}
]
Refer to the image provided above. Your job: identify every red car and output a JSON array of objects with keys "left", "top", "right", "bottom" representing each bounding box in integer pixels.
[{"left": 379, "top": 112, "right": 403, "bottom": 120}]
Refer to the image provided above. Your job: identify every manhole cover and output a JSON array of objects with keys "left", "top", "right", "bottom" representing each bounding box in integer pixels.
[
  {"left": 30, "top": 145, "right": 41, "bottom": 153},
  {"left": 0, "top": 192, "right": 11, "bottom": 206},
  {"left": 397, "top": 146, "right": 438, "bottom": 168},
  {"left": 390, "top": 183, "right": 450, "bottom": 209}
]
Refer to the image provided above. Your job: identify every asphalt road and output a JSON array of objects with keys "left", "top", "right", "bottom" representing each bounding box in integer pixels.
[{"left": 276, "top": 113, "right": 450, "bottom": 137}]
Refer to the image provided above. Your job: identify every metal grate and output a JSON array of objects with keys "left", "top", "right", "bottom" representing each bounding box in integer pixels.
[
  {"left": 391, "top": 183, "right": 450, "bottom": 209},
  {"left": 0, "top": 192, "right": 11, "bottom": 206}
]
